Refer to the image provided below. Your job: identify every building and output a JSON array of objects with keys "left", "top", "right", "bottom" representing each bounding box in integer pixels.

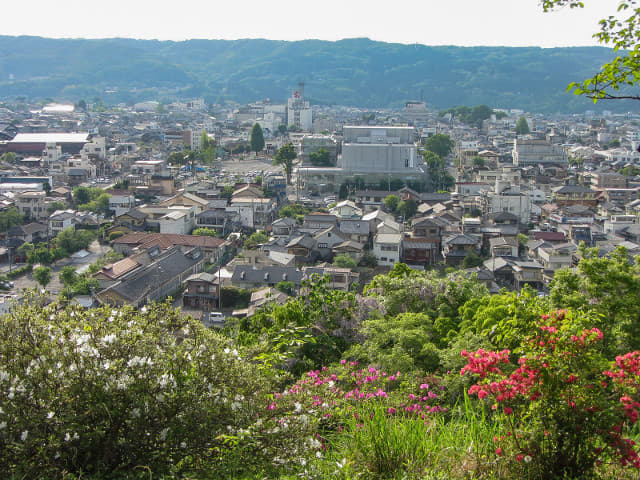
[{"left": 512, "top": 137, "right": 567, "bottom": 167}]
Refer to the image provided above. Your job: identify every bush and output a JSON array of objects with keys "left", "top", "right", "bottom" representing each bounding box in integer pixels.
[
  {"left": 108, "top": 231, "right": 125, "bottom": 241},
  {"left": 6, "top": 265, "right": 32, "bottom": 279},
  {"left": 0, "top": 300, "right": 276, "bottom": 477}
]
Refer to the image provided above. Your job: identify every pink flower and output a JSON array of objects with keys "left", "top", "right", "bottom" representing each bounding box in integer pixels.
[
  {"left": 495, "top": 447, "right": 503, "bottom": 456},
  {"left": 420, "top": 383, "right": 429, "bottom": 389}
]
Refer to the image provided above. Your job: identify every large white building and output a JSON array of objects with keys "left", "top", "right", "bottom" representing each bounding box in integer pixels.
[
  {"left": 287, "top": 88, "right": 312, "bottom": 131},
  {"left": 297, "top": 125, "right": 427, "bottom": 194},
  {"left": 512, "top": 137, "right": 567, "bottom": 166}
]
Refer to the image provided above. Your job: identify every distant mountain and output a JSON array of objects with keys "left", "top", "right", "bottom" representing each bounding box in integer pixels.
[{"left": 0, "top": 36, "right": 627, "bottom": 113}]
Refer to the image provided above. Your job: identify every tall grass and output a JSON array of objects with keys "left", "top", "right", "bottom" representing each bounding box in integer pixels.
[{"left": 312, "top": 393, "right": 510, "bottom": 479}]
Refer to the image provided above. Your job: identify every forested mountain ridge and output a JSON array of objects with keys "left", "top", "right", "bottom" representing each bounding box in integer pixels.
[{"left": 0, "top": 35, "right": 624, "bottom": 112}]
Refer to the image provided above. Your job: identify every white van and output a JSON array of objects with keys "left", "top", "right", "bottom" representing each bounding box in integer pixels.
[{"left": 203, "top": 311, "right": 226, "bottom": 329}]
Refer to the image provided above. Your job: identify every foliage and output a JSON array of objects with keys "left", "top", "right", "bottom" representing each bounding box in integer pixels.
[
  {"left": 73, "top": 186, "right": 111, "bottom": 215},
  {"left": 424, "top": 133, "right": 455, "bottom": 159},
  {"left": 192, "top": 227, "right": 218, "bottom": 237},
  {"left": 358, "top": 251, "right": 378, "bottom": 268},
  {"left": 548, "top": 245, "right": 640, "bottom": 355},
  {"left": 440, "top": 105, "right": 494, "bottom": 128},
  {"left": 543, "top": 0, "right": 640, "bottom": 102},
  {"left": 383, "top": 194, "right": 399, "bottom": 212},
  {"left": 423, "top": 150, "right": 454, "bottom": 192},
  {"left": 273, "top": 143, "right": 297, "bottom": 185},
  {"left": 55, "top": 227, "right": 95, "bottom": 256},
  {"left": 620, "top": 164, "right": 640, "bottom": 176},
  {"left": 220, "top": 286, "right": 251, "bottom": 309},
  {"left": 59, "top": 265, "right": 99, "bottom": 297},
  {"left": 47, "top": 201, "right": 66, "bottom": 215},
  {"left": 32, "top": 265, "right": 51, "bottom": 287},
  {"left": 462, "top": 309, "right": 640, "bottom": 479},
  {"left": 515, "top": 116, "right": 530, "bottom": 134},
  {"left": 7, "top": 264, "right": 32, "bottom": 279},
  {"left": 250, "top": 123, "right": 265, "bottom": 153},
  {"left": 0, "top": 207, "right": 24, "bottom": 233},
  {"left": 279, "top": 203, "right": 309, "bottom": 219},
  {"left": 275, "top": 280, "right": 295, "bottom": 296},
  {"left": 0, "top": 300, "right": 280, "bottom": 478},
  {"left": 243, "top": 230, "right": 269, "bottom": 250},
  {"left": 397, "top": 198, "right": 418, "bottom": 219},
  {"left": 462, "top": 252, "right": 484, "bottom": 268},
  {"left": 199, "top": 132, "right": 217, "bottom": 164},
  {"left": 309, "top": 147, "right": 332, "bottom": 166},
  {"left": 0, "top": 152, "right": 16, "bottom": 164},
  {"left": 333, "top": 253, "right": 357, "bottom": 269},
  {"left": 238, "top": 275, "right": 369, "bottom": 376}
]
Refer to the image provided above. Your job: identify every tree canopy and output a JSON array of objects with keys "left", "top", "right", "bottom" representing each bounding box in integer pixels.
[
  {"left": 273, "top": 143, "right": 297, "bottom": 185},
  {"left": 250, "top": 123, "right": 265, "bottom": 153},
  {"left": 424, "top": 133, "right": 454, "bottom": 159},
  {"left": 543, "top": 0, "right": 640, "bottom": 102},
  {"left": 516, "top": 116, "right": 530, "bottom": 134}
]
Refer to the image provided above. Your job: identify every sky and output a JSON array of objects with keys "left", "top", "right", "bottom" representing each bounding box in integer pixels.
[{"left": 0, "top": 0, "right": 619, "bottom": 48}]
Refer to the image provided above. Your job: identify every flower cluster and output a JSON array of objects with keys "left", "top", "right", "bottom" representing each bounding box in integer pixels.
[{"left": 461, "top": 309, "right": 640, "bottom": 478}]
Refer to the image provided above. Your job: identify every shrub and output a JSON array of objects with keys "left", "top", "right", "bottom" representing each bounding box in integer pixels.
[
  {"left": 0, "top": 300, "right": 276, "bottom": 477},
  {"left": 461, "top": 309, "right": 640, "bottom": 479}
]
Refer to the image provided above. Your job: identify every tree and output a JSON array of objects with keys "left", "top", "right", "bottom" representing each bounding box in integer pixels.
[
  {"left": 543, "top": 0, "right": 640, "bottom": 102},
  {"left": 516, "top": 116, "right": 530, "bottom": 135},
  {"left": 33, "top": 266, "right": 51, "bottom": 288},
  {"left": 424, "top": 133, "right": 454, "bottom": 159},
  {"left": 244, "top": 231, "right": 269, "bottom": 250},
  {"left": 250, "top": 123, "right": 265, "bottom": 153},
  {"left": 59, "top": 265, "right": 78, "bottom": 287},
  {"left": 309, "top": 148, "right": 332, "bottom": 166},
  {"left": 192, "top": 227, "right": 218, "bottom": 237},
  {"left": 273, "top": 143, "right": 297, "bottom": 185},
  {"left": 199, "top": 132, "right": 217, "bottom": 164},
  {"left": 397, "top": 198, "right": 418, "bottom": 219},
  {"left": 333, "top": 253, "right": 357, "bottom": 269},
  {"left": 384, "top": 194, "right": 400, "bottom": 212},
  {"left": 275, "top": 281, "right": 295, "bottom": 296},
  {"left": 0, "top": 152, "right": 16, "bottom": 164}
]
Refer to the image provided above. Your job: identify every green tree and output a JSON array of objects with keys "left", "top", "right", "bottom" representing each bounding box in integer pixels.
[
  {"left": 424, "top": 133, "right": 454, "bottom": 158},
  {"left": 273, "top": 143, "right": 297, "bottom": 185},
  {"left": 516, "top": 116, "right": 530, "bottom": 135},
  {"left": 309, "top": 148, "right": 332, "bottom": 166},
  {"left": 333, "top": 253, "right": 357, "bottom": 269},
  {"left": 199, "top": 132, "right": 217, "bottom": 164},
  {"left": 59, "top": 265, "right": 78, "bottom": 287},
  {"left": 250, "top": 123, "right": 265, "bottom": 153},
  {"left": 192, "top": 227, "right": 218, "bottom": 237},
  {"left": 0, "top": 207, "right": 24, "bottom": 232},
  {"left": 0, "top": 152, "right": 16, "bottom": 164},
  {"left": 397, "top": 198, "right": 418, "bottom": 219},
  {"left": 543, "top": 0, "right": 640, "bottom": 101},
  {"left": 33, "top": 266, "right": 51, "bottom": 288},
  {"left": 47, "top": 201, "right": 66, "bottom": 215},
  {"left": 275, "top": 280, "right": 295, "bottom": 296},
  {"left": 472, "top": 156, "right": 485, "bottom": 168},
  {"left": 384, "top": 194, "right": 400, "bottom": 212},
  {"left": 244, "top": 231, "right": 269, "bottom": 250}
]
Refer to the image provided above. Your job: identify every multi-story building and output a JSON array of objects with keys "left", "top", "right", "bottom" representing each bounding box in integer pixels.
[{"left": 512, "top": 137, "right": 567, "bottom": 166}]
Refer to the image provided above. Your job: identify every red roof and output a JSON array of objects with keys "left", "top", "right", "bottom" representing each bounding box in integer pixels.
[
  {"left": 113, "top": 232, "right": 226, "bottom": 250},
  {"left": 532, "top": 231, "right": 566, "bottom": 242}
]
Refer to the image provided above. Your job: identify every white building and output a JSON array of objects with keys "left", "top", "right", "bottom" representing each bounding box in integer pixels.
[
  {"left": 373, "top": 233, "right": 402, "bottom": 266},
  {"left": 513, "top": 137, "right": 567, "bottom": 166}
]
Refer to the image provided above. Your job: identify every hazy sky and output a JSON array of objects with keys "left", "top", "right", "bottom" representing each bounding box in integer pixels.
[{"left": 1, "top": 0, "right": 618, "bottom": 47}]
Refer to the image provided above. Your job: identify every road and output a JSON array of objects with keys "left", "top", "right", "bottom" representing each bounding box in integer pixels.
[{"left": 5, "top": 240, "right": 109, "bottom": 295}]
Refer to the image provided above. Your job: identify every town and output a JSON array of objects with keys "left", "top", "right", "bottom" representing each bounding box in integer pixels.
[{"left": 0, "top": 89, "right": 637, "bottom": 323}]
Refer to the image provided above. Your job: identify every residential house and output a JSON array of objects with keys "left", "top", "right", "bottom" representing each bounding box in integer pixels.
[
  {"left": 15, "top": 191, "right": 47, "bottom": 221},
  {"left": 112, "top": 232, "right": 228, "bottom": 263},
  {"left": 489, "top": 236, "right": 519, "bottom": 258},
  {"left": 48, "top": 209, "right": 75, "bottom": 236},
  {"left": 112, "top": 209, "right": 148, "bottom": 233},
  {"left": 552, "top": 185, "right": 597, "bottom": 207},
  {"left": 231, "top": 265, "right": 304, "bottom": 290},
  {"left": 96, "top": 246, "right": 205, "bottom": 307},
  {"left": 271, "top": 217, "right": 298, "bottom": 236},
  {"left": 338, "top": 219, "right": 370, "bottom": 245},
  {"left": 329, "top": 200, "right": 363, "bottom": 219},
  {"left": 373, "top": 232, "right": 402, "bottom": 266},
  {"left": 7, "top": 222, "right": 48, "bottom": 243},
  {"left": 442, "top": 234, "right": 481, "bottom": 265},
  {"left": 313, "top": 226, "right": 346, "bottom": 261},
  {"left": 182, "top": 272, "right": 219, "bottom": 311},
  {"left": 302, "top": 265, "right": 360, "bottom": 291},
  {"left": 106, "top": 189, "right": 136, "bottom": 217}
]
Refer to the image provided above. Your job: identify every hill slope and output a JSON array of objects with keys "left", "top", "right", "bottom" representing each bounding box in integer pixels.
[{"left": 0, "top": 36, "right": 624, "bottom": 112}]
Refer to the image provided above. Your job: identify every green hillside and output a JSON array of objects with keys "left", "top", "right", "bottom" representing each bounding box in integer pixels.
[{"left": 0, "top": 36, "right": 626, "bottom": 112}]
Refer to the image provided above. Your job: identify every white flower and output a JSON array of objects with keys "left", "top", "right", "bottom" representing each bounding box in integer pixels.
[
  {"left": 294, "top": 402, "right": 302, "bottom": 413},
  {"left": 159, "top": 428, "right": 169, "bottom": 441},
  {"left": 132, "top": 408, "right": 141, "bottom": 418},
  {"left": 100, "top": 334, "right": 117, "bottom": 345},
  {"left": 140, "top": 306, "right": 148, "bottom": 314},
  {"left": 20, "top": 430, "right": 28, "bottom": 441},
  {"left": 524, "top": 455, "right": 532, "bottom": 464},
  {"left": 223, "top": 348, "right": 230, "bottom": 354},
  {"left": 64, "top": 433, "right": 71, "bottom": 442},
  {"left": 73, "top": 432, "right": 79, "bottom": 440},
  {"left": 336, "top": 458, "right": 346, "bottom": 469},
  {"left": 47, "top": 411, "right": 55, "bottom": 419},
  {"left": 180, "top": 441, "right": 187, "bottom": 448},
  {"left": 316, "top": 451, "right": 322, "bottom": 458}
]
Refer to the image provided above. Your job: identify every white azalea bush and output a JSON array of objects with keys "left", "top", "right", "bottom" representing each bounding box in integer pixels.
[{"left": 0, "top": 299, "right": 298, "bottom": 477}]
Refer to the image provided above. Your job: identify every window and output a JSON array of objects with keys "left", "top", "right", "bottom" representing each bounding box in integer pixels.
[{"left": 318, "top": 243, "right": 328, "bottom": 248}]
